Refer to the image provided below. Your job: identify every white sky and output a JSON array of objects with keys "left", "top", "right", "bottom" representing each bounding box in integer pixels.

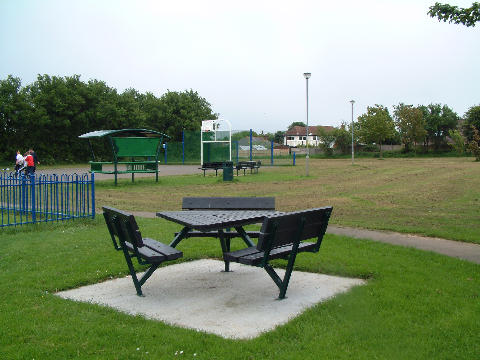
[{"left": 1, "top": 0, "right": 479, "bottom": 133}]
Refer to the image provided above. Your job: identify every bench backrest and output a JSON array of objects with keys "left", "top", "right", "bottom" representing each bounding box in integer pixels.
[
  {"left": 112, "top": 137, "right": 161, "bottom": 158},
  {"left": 257, "top": 207, "right": 333, "bottom": 252},
  {"left": 102, "top": 206, "right": 144, "bottom": 249},
  {"left": 182, "top": 197, "right": 275, "bottom": 210}
]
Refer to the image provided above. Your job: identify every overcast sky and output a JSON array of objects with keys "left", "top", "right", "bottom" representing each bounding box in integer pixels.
[{"left": 1, "top": 0, "right": 479, "bottom": 133}]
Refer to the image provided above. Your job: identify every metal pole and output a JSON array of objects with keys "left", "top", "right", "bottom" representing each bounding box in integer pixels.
[
  {"left": 303, "top": 73, "right": 311, "bottom": 176},
  {"left": 350, "top": 100, "right": 355, "bottom": 165}
]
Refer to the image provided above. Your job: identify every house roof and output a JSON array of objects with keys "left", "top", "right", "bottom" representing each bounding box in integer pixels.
[{"left": 285, "top": 125, "right": 335, "bottom": 136}]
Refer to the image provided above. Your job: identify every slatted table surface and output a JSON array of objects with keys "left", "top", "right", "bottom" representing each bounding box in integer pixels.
[{"left": 156, "top": 210, "right": 283, "bottom": 232}]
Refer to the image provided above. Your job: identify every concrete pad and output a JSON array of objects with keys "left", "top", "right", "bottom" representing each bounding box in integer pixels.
[{"left": 57, "top": 259, "right": 365, "bottom": 339}]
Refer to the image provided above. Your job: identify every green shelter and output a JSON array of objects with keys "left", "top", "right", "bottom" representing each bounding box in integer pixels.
[{"left": 79, "top": 129, "right": 169, "bottom": 185}]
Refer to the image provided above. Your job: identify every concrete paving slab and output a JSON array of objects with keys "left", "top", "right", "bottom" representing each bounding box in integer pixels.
[{"left": 56, "top": 259, "right": 365, "bottom": 339}]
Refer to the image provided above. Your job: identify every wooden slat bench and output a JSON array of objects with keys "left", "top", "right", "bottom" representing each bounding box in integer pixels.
[
  {"left": 176, "top": 197, "right": 275, "bottom": 240},
  {"left": 235, "top": 161, "right": 261, "bottom": 175},
  {"left": 224, "top": 206, "right": 333, "bottom": 299},
  {"left": 103, "top": 206, "right": 183, "bottom": 296}
]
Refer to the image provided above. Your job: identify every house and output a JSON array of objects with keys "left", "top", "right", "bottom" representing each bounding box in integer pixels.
[{"left": 284, "top": 125, "right": 335, "bottom": 147}]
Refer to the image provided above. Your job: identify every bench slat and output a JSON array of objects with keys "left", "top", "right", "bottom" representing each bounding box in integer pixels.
[
  {"left": 124, "top": 241, "right": 168, "bottom": 263},
  {"left": 142, "top": 238, "right": 183, "bottom": 260},
  {"left": 224, "top": 242, "right": 316, "bottom": 265},
  {"left": 174, "top": 230, "right": 262, "bottom": 238},
  {"left": 182, "top": 197, "right": 275, "bottom": 210}
]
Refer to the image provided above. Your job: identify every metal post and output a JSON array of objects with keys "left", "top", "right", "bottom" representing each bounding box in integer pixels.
[
  {"left": 30, "top": 174, "right": 36, "bottom": 223},
  {"left": 303, "top": 73, "right": 311, "bottom": 176},
  {"left": 91, "top": 172, "right": 95, "bottom": 219},
  {"left": 182, "top": 130, "right": 185, "bottom": 164},
  {"left": 271, "top": 140, "right": 274, "bottom": 166},
  {"left": 350, "top": 100, "right": 355, "bottom": 165},
  {"left": 164, "top": 143, "right": 168, "bottom": 164},
  {"left": 249, "top": 129, "right": 253, "bottom": 161},
  {"left": 235, "top": 141, "right": 239, "bottom": 164}
]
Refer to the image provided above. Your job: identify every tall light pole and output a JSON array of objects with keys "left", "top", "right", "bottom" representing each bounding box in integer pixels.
[
  {"left": 350, "top": 100, "right": 355, "bottom": 165},
  {"left": 303, "top": 72, "right": 311, "bottom": 176}
]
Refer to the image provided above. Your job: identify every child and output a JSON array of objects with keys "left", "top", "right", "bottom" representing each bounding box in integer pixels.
[
  {"left": 15, "top": 150, "right": 25, "bottom": 175},
  {"left": 24, "top": 151, "right": 35, "bottom": 175}
]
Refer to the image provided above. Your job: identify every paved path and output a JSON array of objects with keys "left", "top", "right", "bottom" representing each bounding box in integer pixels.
[
  {"left": 133, "top": 211, "right": 480, "bottom": 265},
  {"left": 36, "top": 164, "right": 201, "bottom": 179},
  {"left": 327, "top": 226, "right": 480, "bottom": 264}
]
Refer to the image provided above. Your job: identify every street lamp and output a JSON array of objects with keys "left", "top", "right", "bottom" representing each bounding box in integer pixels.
[
  {"left": 303, "top": 72, "right": 311, "bottom": 176},
  {"left": 350, "top": 100, "right": 355, "bottom": 165}
]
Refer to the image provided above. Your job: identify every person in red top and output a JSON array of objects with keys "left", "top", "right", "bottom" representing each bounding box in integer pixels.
[{"left": 24, "top": 151, "right": 35, "bottom": 175}]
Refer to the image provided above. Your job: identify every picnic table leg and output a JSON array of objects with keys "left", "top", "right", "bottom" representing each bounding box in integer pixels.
[
  {"left": 169, "top": 226, "right": 191, "bottom": 248},
  {"left": 218, "top": 229, "right": 231, "bottom": 272},
  {"left": 234, "top": 226, "right": 255, "bottom": 247},
  {"left": 120, "top": 245, "right": 145, "bottom": 296}
]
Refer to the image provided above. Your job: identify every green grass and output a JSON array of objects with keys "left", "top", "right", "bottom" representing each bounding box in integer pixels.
[
  {"left": 1, "top": 218, "right": 479, "bottom": 359},
  {"left": 94, "top": 158, "right": 480, "bottom": 243}
]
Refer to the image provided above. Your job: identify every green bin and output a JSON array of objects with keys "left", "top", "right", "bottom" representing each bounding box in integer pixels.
[{"left": 223, "top": 162, "right": 233, "bottom": 181}]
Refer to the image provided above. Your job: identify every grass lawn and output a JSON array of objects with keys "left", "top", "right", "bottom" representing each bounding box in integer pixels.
[
  {"left": 94, "top": 157, "right": 480, "bottom": 244},
  {"left": 1, "top": 218, "right": 479, "bottom": 359}
]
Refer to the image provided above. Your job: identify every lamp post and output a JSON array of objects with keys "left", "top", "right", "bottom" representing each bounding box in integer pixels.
[
  {"left": 303, "top": 72, "right": 311, "bottom": 176},
  {"left": 350, "top": 100, "right": 355, "bottom": 165}
]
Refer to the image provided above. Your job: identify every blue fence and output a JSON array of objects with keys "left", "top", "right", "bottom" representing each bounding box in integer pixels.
[{"left": 0, "top": 173, "right": 95, "bottom": 228}]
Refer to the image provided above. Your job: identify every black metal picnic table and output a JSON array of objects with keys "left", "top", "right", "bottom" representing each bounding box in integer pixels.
[{"left": 156, "top": 210, "right": 283, "bottom": 271}]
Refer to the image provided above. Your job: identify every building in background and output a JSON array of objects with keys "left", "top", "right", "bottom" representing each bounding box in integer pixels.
[{"left": 284, "top": 125, "right": 335, "bottom": 147}]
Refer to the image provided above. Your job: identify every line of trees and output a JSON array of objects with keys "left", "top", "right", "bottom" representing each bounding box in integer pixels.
[
  {"left": 315, "top": 103, "right": 480, "bottom": 159},
  {"left": 0, "top": 74, "right": 217, "bottom": 164}
]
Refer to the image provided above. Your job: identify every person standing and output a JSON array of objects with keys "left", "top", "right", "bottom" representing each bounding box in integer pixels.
[
  {"left": 24, "top": 151, "right": 35, "bottom": 176},
  {"left": 15, "top": 150, "right": 24, "bottom": 176},
  {"left": 29, "top": 148, "right": 40, "bottom": 173}
]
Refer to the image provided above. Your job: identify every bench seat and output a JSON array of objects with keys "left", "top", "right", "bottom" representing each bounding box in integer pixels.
[
  {"left": 103, "top": 206, "right": 183, "bottom": 296},
  {"left": 124, "top": 238, "right": 183, "bottom": 262},
  {"left": 222, "top": 207, "right": 333, "bottom": 299},
  {"left": 224, "top": 242, "right": 316, "bottom": 265}
]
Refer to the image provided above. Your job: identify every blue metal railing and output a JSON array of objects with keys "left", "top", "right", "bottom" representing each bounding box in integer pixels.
[{"left": 0, "top": 172, "right": 95, "bottom": 228}]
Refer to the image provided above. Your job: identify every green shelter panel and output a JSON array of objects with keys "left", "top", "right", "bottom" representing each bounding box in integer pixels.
[{"left": 112, "top": 137, "right": 161, "bottom": 157}]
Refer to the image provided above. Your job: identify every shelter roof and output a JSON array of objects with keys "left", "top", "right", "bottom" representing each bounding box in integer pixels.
[{"left": 79, "top": 129, "right": 168, "bottom": 139}]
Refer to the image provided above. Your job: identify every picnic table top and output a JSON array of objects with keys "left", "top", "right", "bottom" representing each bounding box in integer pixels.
[{"left": 156, "top": 210, "right": 282, "bottom": 231}]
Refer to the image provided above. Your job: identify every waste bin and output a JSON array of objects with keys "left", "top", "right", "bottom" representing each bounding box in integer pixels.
[{"left": 223, "top": 161, "right": 233, "bottom": 181}]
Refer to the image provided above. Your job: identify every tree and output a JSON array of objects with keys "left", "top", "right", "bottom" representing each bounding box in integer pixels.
[
  {"left": 0, "top": 76, "right": 28, "bottom": 160},
  {"left": 287, "top": 121, "right": 306, "bottom": 130},
  {"left": 332, "top": 123, "right": 352, "bottom": 155},
  {"left": 448, "top": 129, "right": 465, "bottom": 155},
  {"left": 394, "top": 103, "right": 427, "bottom": 153},
  {"left": 357, "top": 105, "right": 396, "bottom": 158},
  {"left": 0, "top": 74, "right": 218, "bottom": 163},
  {"left": 273, "top": 131, "right": 285, "bottom": 144},
  {"left": 153, "top": 90, "right": 217, "bottom": 141},
  {"left": 428, "top": 2, "right": 480, "bottom": 27},
  {"left": 420, "top": 104, "right": 459, "bottom": 151},
  {"left": 468, "top": 126, "right": 480, "bottom": 161},
  {"left": 463, "top": 105, "right": 480, "bottom": 141},
  {"left": 317, "top": 127, "right": 336, "bottom": 155}
]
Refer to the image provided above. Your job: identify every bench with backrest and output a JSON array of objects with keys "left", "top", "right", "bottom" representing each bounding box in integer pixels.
[
  {"left": 177, "top": 197, "right": 275, "bottom": 240},
  {"left": 199, "top": 161, "right": 233, "bottom": 176},
  {"left": 235, "top": 160, "right": 261, "bottom": 175},
  {"left": 103, "top": 206, "right": 183, "bottom": 296},
  {"left": 224, "top": 207, "right": 333, "bottom": 299}
]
